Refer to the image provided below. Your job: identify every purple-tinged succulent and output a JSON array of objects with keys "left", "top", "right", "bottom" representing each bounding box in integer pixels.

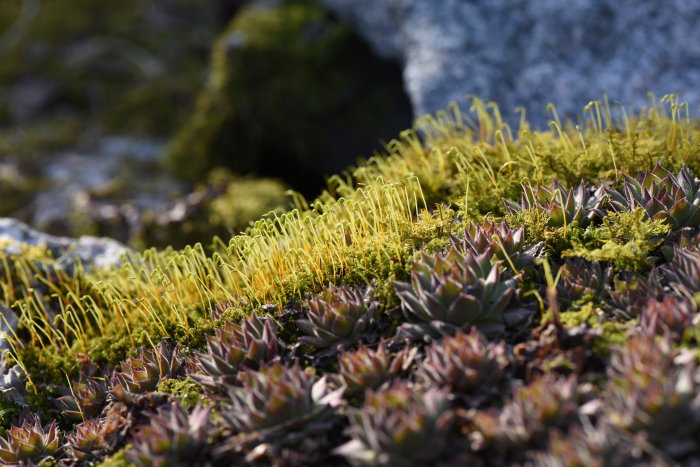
[
  {"left": 664, "top": 246, "right": 700, "bottom": 296},
  {"left": 604, "top": 162, "right": 700, "bottom": 231},
  {"left": 113, "top": 342, "right": 185, "bottom": 394},
  {"left": 54, "top": 376, "right": 107, "bottom": 421},
  {"left": 223, "top": 362, "right": 344, "bottom": 446},
  {"left": 504, "top": 179, "right": 607, "bottom": 229},
  {"left": 661, "top": 228, "right": 700, "bottom": 261},
  {"left": 605, "top": 336, "right": 700, "bottom": 460},
  {"left": 66, "top": 418, "right": 109, "bottom": 463},
  {"left": 641, "top": 294, "right": 698, "bottom": 340},
  {"left": 453, "top": 219, "right": 543, "bottom": 269},
  {"left": 337, "top": 342, "right": 413, "bottom": 396},
  {"left": 126, "top": 402, "right": 213, "bottom": 467},
  {"left": 535, "top": 424, "right": 650, "bottom": 467},
  {"left": 394, "top": 248, "right": 532, "bottom": 339},
  {"left": 0, "top": 413, "right": 62, "bottom": 465},
  {"left": 417, "top": 328, "right": 509, "bottom": 397},
  {"left": 193, "top": 314, "right": 281, "bottom": 390},
  {"left": 555, "top": 259, "right": 613, "bottom": 308},
  {"left": 297, "top": 285, "right": 378, "bottom": 350},
  {"left": 335, "top": 382, "right": 453, "bottom": 467},
  {"left": 472, "top": 375, "right": 581, "bottom": 449},
  {"left": 604, "top": 270, "right": 664, "bottom": 321},
  {"left": 608, "top": 334, "right": 675, "bottom": 385}
]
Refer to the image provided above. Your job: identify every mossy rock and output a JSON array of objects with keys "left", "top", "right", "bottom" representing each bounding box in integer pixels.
[
  {"left": 135, "top": 168, "right": 291, "bottom": 250},
  {"left": 165, "top": 0, "right": 411, "bottom": 193}
]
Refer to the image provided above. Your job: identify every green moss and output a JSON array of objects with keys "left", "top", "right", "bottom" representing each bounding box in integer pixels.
[
  {"left": 135, "top": 169, "right": 291, "bottom": 250},
  {"left": 24, "top": 380, "right": 60, "bottom": 422},
  {"left": 595, "top": 321, "right": 635, "bottom": 356},
  {"left": 97, "top": 447, "right": 135, "bottom": 467},
  {"left": 207, "top": 169, "right": 291, "bottom": 235},
  {"left": 562, "top": 209, "right": 670, "bottom": 270},
  {"left": 157, "top": 377, "right": 206, "bottom": 408},
  {"left": 558, "top": 303, "right": 600, "bottom": 327},
  {"left": 557, "top": 303, "right": 636, "bottom": 356},
  {"left": 0, "top": 400, "right": 21, "bottom": 437}
]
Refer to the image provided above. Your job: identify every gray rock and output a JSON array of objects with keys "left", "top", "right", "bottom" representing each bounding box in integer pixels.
[
  {"left": 0, "top": 305, "right": 18, "bottom": 353},
  {"left": 0, "top": 218, "right": 130, "bottom": 271},
  {"left": 31, "top": 136, "right": 186, "bottom": 238},
  {"left": 0, "top": 358, "right": 26, "bottom": 406},
  {"left": 0, "top": 306, "right": 25, "bottom": 406},
  {"left": 322, "top": 0, "right": 700, "bottom": 127}
]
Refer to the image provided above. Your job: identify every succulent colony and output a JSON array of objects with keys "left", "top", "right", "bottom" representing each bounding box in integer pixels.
[{"left": 3, "top": 97, "right": 700, "bottom": 465}]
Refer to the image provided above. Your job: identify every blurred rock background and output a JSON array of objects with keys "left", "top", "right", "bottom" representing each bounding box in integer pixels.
[
  {"left": 2, "top": 0, "right": 700, "bottom": 253},
  {"left": 0, "top": 0, "right": 411, "bottom": 250}
]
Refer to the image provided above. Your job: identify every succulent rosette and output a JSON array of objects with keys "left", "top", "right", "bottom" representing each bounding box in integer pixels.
[
  {"left": 0, "top": 414, "right": 62, "bottom": 465},
  {"left": 504, "top": 179, "right": 607, "bottom": 228},
  {"left": 194, "top": 313, "right": 282, "bottom": 390},
  {"left": 604, "top": 162, "right": 700, "bottom": 231},
  {"left": 604, "top": 269, "right": 664, "bottom": 320},
  {"left": 555, "top": 259, "right": 613, "bottom": 307},
  {"left": 223, "top": 362, "right": 344, "bottom": 446},
  {"left": 113, "top": 341, "right": 185, "bottom": 393},
  {"left": 297, "top": 285, "right": 378, "bottom": 350},
  {"left": 335, "top": 382, "right": 453, "bottom": 467},
  {"left": 472, "top": 375, "right": 582, "bottom": 450},
  {"left": 394, "top": 248, "right": 532, "bottom": 339},
  {"left": 337, "top": 342, "right": 413, "bottom": 396},
  {"left": 55, "top": 376, "right": 107, "bottom": 421},
  {"left": 605, "top": 335, "right": 700, "bottom": 460},
  {"left": 664, "top": 246, "right": 700, "bottom": 296},
  {"left": 66, "top": 418, "right": 109, "bottom": 463},
  {"left": 417, "top": 328, "right": 509, "bottom": 396},
  {"left": 127, "top": 402, "right": 213, "bottom": 466},
  {"left": 641, "top": 294, "right": 698, "bottom": 340},
  {"left": 454, "top": 219, "right": 543, "bottom": 269}
]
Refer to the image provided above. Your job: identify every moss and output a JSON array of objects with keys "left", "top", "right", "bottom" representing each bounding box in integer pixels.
[
  {"left": 557, "top": 304, "right": 635, "bottom": 357},
  {"left": 595, "top": 321, "right": 635, "bottom": 356},
  {"left": 558, "top": 303, "right": 600, "bottom": 327},
  {"left": 402, "top": 204, "right": 460, "bottom": 254},
  {"left": 207, "top": 169, "right": 291, "bottom": 235},
  {"left": 13, "top": 346, "right": 79, "bottom": 390},
  {"left": 97, "top": 447, "right": 135, "bottom": 467},
  {"left": 135, "top": 169, "right": 292, "bottom": 250},
  {"left": 165, "top": 0, "right": 410, "bottom": 191},
  {"left": 24, "top": 380, "right": 60, "bottom": 422},
  {"left": 562, "top": 209, "right": 670, "bottom": 270},
  {"left": 157, "top": 377, "right": 206, "bottom": 408},
  {"left": 0, "top": 400, "right": 21, "bottom": 437}
]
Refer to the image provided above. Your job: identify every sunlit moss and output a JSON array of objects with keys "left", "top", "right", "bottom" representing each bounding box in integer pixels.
[
  {"left": 4, "top": 95, "right": 700, "bottom": 384},
  {"left": 562, "top": 209, "right": 670, "bottom": 270}
]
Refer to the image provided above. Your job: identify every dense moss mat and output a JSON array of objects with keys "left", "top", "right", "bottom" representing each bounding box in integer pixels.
[
  {"left": 3, "top": 95, "right": 700, "bottom": 464},
  {"left": 165, "top": 0, "right": 411, "bottom": 193}
]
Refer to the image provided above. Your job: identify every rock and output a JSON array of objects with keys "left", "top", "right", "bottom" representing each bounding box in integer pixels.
[
  {"left": 30, "top": 136, "right": 184, "bottom": 238},
  {"left": 0, "top": 305, "right": 18, "bottom": 352},
  {"left": 166, "top": 0, "right": 411, "bottom": 193},
  {"left": 0, "top": 218, "right": 130, "bottom": 271},
  {"left": 0, "top": 358, "right": 26, "bottom": 406},
  {"left": 321, "top": 0, "right": 700, "bottom": 126}
]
